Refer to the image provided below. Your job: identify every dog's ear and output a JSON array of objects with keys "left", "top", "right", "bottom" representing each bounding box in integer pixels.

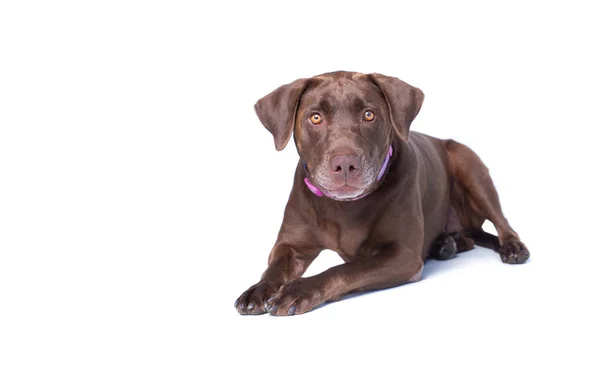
[
  {"left": 369, "top": 73, "right": 424, "bottom": 141},
  {"left": 254, "top": 78, "right": 310, "bottom": 151}
]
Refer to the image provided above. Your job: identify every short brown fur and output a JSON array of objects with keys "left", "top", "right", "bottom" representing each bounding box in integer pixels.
[{"left": 235, "top": 71, "right": 529, "bottom": 316}]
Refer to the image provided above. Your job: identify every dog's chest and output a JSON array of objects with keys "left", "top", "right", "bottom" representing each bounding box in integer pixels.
[{"left": 314, "top": 216, "right": 375, "bottom": 261}]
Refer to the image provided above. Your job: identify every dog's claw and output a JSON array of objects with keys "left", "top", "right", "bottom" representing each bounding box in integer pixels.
[{"left": 288, "top": 306, "right": 296, "bottom": 316}]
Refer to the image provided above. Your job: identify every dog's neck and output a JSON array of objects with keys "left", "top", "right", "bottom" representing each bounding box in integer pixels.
[{"left": 302, "top": 145, "right": 394, "bottom": 200}]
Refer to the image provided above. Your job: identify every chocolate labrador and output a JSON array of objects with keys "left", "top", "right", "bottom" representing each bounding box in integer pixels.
[{"left": 234, "top": 71, "right": 529, "bottom": 316}]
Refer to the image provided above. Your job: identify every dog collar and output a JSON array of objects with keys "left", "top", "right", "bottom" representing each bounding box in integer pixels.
[{"left": 303, "top": 145, "right": 393, "bottom": 199}]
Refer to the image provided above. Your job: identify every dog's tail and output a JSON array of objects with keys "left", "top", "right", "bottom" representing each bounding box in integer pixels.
[{"left": 467, "top": 230, "right": 501, "bottom": 252}]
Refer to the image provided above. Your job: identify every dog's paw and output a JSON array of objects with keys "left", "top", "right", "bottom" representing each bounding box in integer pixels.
[
  {"left": 430, "top": 234, "right": 458, "bottom": 260},
  {"left": 265, "top": 278, "right": 323, "bottom": 316},
  {"left": 499, "top": 239, "right": 530, "bottom": 264},
  {"left": 235, "top": 280, "right": 281, "bottom": 315}
]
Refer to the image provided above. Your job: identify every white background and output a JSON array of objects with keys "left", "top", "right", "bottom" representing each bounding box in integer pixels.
[{"left": 1, "top": 1, "right": 599, "bottom": 380}]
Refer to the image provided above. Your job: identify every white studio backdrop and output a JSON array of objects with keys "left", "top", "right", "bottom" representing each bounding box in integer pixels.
[{"left": 1, "top": 1, "right": 599, "bottom": 380}]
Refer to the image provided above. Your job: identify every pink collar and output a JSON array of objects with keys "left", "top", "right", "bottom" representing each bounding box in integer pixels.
[{"left": 303, "top": 146, "right": 393, "bottom": 199}]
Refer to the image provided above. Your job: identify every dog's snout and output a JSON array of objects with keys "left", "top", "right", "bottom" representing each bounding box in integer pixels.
[{"left": 329, "top": 155, "right": 361, "bottom": 177}]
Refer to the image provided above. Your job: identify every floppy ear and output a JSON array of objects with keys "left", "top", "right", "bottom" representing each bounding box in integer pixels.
[
  {"left": 369, "top": 73, "right": 424, "bottom": 141},
  {"left": 254, "top": 78, "right": 309, "bottom": 151}
]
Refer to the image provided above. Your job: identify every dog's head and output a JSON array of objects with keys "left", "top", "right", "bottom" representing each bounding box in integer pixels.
[{"left": 255, "top": 71, "right": 424, "bottom": 201}]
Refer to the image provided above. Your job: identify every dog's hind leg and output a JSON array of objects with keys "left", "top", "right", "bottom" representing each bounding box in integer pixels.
[{"left": 445, "top": 140, "right": 530, "bottom": 264}]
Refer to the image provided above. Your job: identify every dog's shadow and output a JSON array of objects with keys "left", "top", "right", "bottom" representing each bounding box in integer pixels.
[{"left": 313, "top": 245, "right": 503, "bottom": 309}]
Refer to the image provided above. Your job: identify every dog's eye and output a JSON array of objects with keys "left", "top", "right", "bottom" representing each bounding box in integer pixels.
[
  {"left": 364, "top": 110, "right": 375, "bottom": 121},
  {"left": 310, "top": 113, "right": 323, "bottom": 125}
]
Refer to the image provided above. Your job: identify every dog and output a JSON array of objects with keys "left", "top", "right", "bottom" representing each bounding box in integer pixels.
[{"left": 235, "top": 71, "right": 529, "bottom": 316}]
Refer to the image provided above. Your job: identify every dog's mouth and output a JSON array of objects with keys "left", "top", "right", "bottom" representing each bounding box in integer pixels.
[{"left": 322, "top": 184, "right": 368, "bottom": 201}]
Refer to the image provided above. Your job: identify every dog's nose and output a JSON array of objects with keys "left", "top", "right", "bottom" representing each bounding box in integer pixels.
[{"left": 330, "top": 155, "right": 361, "bottom": 177}]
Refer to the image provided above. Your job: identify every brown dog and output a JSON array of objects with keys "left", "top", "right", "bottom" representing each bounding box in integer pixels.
[{"left": 235, "top": 71, "right": 529, "bottom": 316}]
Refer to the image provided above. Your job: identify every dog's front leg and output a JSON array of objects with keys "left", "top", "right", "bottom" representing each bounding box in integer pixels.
[
  {"left": 265, "top": 244, "right": 424, "bottom": 316},
  {"left": 235, "top": 241, "right": 321, "bottom": 315}
]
